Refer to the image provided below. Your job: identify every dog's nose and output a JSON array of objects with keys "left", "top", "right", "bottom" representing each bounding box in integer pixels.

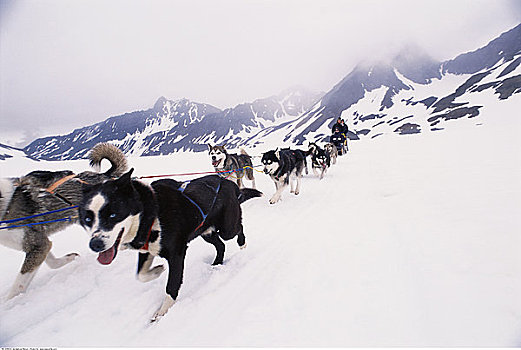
[
  {"left": 89, "top": 238, "right": 106, "bottom": 252},
  {"left": 212, "top": 156, "right": 216, "bottom": 161}
]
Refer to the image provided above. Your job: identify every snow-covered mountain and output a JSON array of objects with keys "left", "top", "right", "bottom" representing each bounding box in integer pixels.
[
  {"left": 23, "top": 87, "right": 322, "bottom": 160},
  {"left": 0, "top": 143, "right": 38, "bottom": 163},
  {"left": 265, "top": 23, "right": 521, "bottom": 147},
  {"left": 20, "top": 23, "right": 521, "bottom": 160}
]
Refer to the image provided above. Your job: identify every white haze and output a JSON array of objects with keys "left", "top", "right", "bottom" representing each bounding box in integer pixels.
[{"left": 0, "top": 0, "right": 520, "bottom": 146}]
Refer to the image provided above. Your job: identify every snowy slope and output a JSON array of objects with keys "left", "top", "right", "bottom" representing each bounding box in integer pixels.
[
  {"left": 1, "top": 96, "right": 520, "bottom": 346},
  {"left": 0, "top": 143, "right": 39, "bottom": 166}
]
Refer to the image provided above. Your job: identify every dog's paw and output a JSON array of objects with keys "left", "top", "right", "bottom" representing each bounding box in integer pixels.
[
  {"left": 64, "top": 253, "right": 79, "bottom": 263},
  {"left": 240, "top": 243, "right": 247, "bottom": 250},
  {"left": 150, "top": 313, "right": 163, "bottom": 323},
  {"left": 150, "top": 295, "right": 175, "bottom": 323},
  {"left": 269, "top": 197, "right": 280, "bottom": 204},
  {"left": 137, "top": 265, "right": 165, "bottom": 283},
  {"left": 150, "top": 265, "right": 165, "bottom": 278},
  {"left": 294, "top": 191, "right": 300, "bottom": 195}
]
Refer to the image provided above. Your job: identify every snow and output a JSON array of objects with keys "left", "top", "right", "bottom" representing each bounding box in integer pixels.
[{"left": 1, "top": 108, "right": 521, "bottom": 346}]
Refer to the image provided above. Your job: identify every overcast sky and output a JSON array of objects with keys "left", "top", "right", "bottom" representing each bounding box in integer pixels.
[{"left": 1, "top": 0, "right": 520, "bottom": 147}]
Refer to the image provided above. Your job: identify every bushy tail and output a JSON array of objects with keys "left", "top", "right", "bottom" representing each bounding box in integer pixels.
[
  {"left": 238, "top": 188, "right": 263, "bottom": 204},
  {"left": 88, "top": 143, "right": 128, "bottom": 177}
]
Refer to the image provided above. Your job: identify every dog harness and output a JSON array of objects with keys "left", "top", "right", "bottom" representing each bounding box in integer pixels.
[
  {"left": 45, "top": 174, "right": 88, "bottom": 206},
  {"left": 177, "top": 180, "right": 221, "bottom": 231},
  {"left": 140, "top": 180, "right": 221, "bottom": 251}
]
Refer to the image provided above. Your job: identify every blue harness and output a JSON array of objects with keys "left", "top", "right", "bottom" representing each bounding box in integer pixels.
[{"left": 177, "top": 180, "right": 221, "bottom": 226}]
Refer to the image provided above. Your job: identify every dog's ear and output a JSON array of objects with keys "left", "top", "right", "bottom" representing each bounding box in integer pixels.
[
  {"left": 275, "top": 148, "right": 280, "bottom": 160},
  {"left": 115, "top": 168, "right": 134, "bottom": 186},
  {"left": 81, "top": 182, "right": 95, "bottom": 194},
  {"left": 220, "top": 143, "right": 227, "bottom": 148},
  {"left": 208, "top": 143, "right": 213, "bottom": 151}
]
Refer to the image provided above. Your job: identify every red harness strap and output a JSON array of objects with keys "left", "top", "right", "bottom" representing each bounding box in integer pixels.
[{"left": 141, "top": 224, "right": 154, "bottom": 251}]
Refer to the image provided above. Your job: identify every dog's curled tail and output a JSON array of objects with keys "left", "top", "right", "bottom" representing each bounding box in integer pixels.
[
  {"left": 238, "top": 188, "right": 263, "bottom": 204},
  {"left": 89, "top": 143, "right": 128, "bottom": 177}
]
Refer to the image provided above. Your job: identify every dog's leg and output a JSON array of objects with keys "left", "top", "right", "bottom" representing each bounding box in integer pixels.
[
  {"left": 137, "top": 252, "right": 165, "bottom": 283},
  {"left": 247, "top": 169, "right": 257, "bottom": 189},
  {"left": 6, "top": 238, "right": 51, "bottom": 299},
  {"left": 201, "top": 231, "right": 225, "bottom": 265},
  {"left": 312, "top": 166, "right": 319, "bottom": 177},
  {"left": 45, "top": 251, "right": 79, "bottom": 269},
  {"left": 290, "top": 176, "right": 296, "bottom": 193},
  {"left": 151, "top": 295, "right": 175, "bottom": 323},
  {"left": 236, "top": 225, "right": 247, "bottom": 250},
  {"left": 6, "top": 269, "right": 40, "bottom": 300},
  {"left": 320, "top": 167, "right": 326, "bottom": 180},
  {"left": 151, "top": 247, "right": 187, "bottom": 322},
  {"left": 269, "top": 179, "right": 286, "bottom": 204},
  {"left": 295, "top": 173, "right": 301, "bottom": 195}
]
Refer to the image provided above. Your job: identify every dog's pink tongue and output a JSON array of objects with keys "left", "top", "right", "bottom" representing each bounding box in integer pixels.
[{"left": 97, "top": 246, "right": 116, "bottom": 265}]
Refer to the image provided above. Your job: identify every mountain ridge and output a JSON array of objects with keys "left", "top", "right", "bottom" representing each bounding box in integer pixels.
[{"left": 16, "top": 23, "right": 521, "bottom": 161}]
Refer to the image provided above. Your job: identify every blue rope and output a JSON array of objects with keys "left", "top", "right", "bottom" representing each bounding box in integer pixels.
[
  {"left": 0, "top": 206, "right": 78, "bottom": 225},
  {"left": 0, "top": 216, "right": 75, "bottom": 230},
  {"left": 0, "top": 165, "right": 259, "bottom": 229},
  {"left": 177, "top": 181, "right": 221, "bottom": 222}
]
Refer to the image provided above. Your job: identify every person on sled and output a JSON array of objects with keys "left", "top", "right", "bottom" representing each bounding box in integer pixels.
[
  {"left": 330, "top": 126, "right": 347, "bottom": 155},
  {"left": 331, "top": 117, "right": 349, "bottom": 153}
]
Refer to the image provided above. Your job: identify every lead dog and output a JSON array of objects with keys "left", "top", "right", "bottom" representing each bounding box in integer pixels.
[
  {"left": 0, "top": 143, "right": 127, "bottom": 300},
  {"left": 78, "top": 170, "right": 262, "bottom": 322},
  {"left": 208, "top": 144, "right": 256, "bottom": 189},
  {"left": 261, "top": 148, "right": 306, "bottom": 204}
]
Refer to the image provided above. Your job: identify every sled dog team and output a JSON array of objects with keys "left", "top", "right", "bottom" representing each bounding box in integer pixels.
[{"left": 0, "top": 141, "right": 344, "bottom": 322}]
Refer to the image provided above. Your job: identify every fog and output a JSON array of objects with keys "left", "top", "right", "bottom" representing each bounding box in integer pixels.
[{"left": 1, "top": 0, "right": 519, "bottom": 147}]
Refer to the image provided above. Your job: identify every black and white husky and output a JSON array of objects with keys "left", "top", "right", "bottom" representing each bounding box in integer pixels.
[
  {"left": 0, "top": 143, "right": 128, "bottom": 300},
  {"left": 324, "top": 143, "right": 338, "bottom": 165},
  {"left": 261, "top": 148, "right": 306, "bottom": 204},
  {"left": 308, "top": 142, "right": 331, "bottom": 179},
  {"left": 208, "top": 144, "right": 256, "bottom": 189},
  {"left": 78, "top": 170, "right": 262, "bottom": 322}
]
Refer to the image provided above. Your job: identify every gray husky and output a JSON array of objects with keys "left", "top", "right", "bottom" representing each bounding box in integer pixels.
[
  {"left": 208, "top": 144, "right": 256, "bottom": 189},
  {"left": 0, "top": 143, "right": 127, "bottom": 300},
  {"left": 324, "top": 143, "right": 338, "bottom": 165}
]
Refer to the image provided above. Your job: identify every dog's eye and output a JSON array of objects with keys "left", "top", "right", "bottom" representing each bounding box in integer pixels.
[
  {"left": 110, "top": 213, "right": 116, "bottom": 218},
  {"left": 85, "top": 217, "right": 92, "bottom": 222}
]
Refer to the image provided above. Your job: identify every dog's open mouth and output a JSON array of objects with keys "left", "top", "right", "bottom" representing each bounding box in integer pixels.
[
  {"left": 212, "top": 159, "right": 221, "bottom": 167},
  {"left": 97, "top": 228, "right": 124, "bottom": 265}
]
